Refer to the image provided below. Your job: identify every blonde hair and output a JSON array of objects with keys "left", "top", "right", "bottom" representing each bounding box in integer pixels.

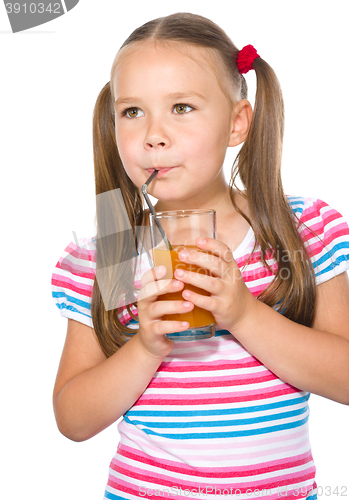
[{"left": 91, "top": 12, "right": 316, "bottom": 357}]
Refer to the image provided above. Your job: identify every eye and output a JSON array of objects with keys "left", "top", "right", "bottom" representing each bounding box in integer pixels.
[
  {"left": 123, "top": 107, "right": 144, "bottom": 118},
  {"left": 173, "top": 104, "right": 194, "bottom": 114}
]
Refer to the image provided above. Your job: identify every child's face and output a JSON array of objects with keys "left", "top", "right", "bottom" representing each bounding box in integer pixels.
[{"left": 112, "top": 41, "right": 236, "bottom": 206}]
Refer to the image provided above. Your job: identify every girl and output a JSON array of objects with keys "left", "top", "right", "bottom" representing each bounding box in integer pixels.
[{"left": 52, "top": 12, "right": 349, "bottom": 500}]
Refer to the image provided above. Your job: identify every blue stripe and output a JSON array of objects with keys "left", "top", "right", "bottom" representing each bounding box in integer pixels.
[
  {"left": 288, "top": 196, "right": 305, "bottom": 205},
  {"left": 123, "top": 322, "right": 232, "bottom": 339},
  {"left": 54, "top": 303, "right": 92, "bottom": 319},
  {"left": 128, "top": 318, "right": 139, "bottom": 324},
  {"left": 131, "top": 415, "right": 309, "bottom": 440},
  {"left": 126, "top": 393, "right": 310, "bottom": 418},
  {"left": 104, "top": 491, "right": 128, "bottom": 500},
  {"left": 289, "top": 201, "right": 306, "bottom": 216},
  {"left": 52, "top": 291, "right": 91, "bottom": 311},
  {"left": 314, "top": 249, "right": 349, "bottom": 276},
  {"left": 124, "top": 406, "right": 307, "bottom": 430},
  {"left": 213, "top": 329, "right": 231, "bottom": 337}
]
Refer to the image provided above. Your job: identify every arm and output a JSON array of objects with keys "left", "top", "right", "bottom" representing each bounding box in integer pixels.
[
  {"left": 53, "top": 266, "right": 193, "bottom": 442},
  {"left": 230, "top": 272, "right": 349, "bottom": 404},
  {"left": 53, "top": 319, "right": 167, "bottom": 442}
]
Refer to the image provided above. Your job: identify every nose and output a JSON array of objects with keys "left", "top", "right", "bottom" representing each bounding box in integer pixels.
[{"left": 144, "top": 119, "right": 171, "bottom": 150}]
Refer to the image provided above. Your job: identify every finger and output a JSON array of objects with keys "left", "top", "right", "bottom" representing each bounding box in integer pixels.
[
  {"left": 141, "top": 265, "right": 168, "bottom": 289},
  {"left": 151, "top": 298, "right": 195, "bottom": 319},
  {"left": 174, "top": 268, "right": 223, "bottom": 293},
  {"left": 196, "top": 237, "right": 236, "bottom": 264},
  {"left": 138, "top": 277, "right": 184, "bottom": 302},
  {"left": 177, "top": 248, "right": 230, "bottom": 279},
  {"left": 181, "top": 287, "right": 216, "bottom": 313},
  {"left": 151, "top": 319, "right": 190, "bottom": 336}
]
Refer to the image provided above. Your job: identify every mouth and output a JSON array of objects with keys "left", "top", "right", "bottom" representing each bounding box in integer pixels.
[{"left": 146, "top": 166, "right": 178, "bottom": 178}]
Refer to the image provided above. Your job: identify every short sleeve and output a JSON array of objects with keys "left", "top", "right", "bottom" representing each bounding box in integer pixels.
[
  {"left": 289, "top": 196, "right": 349, "bottom": 285},
  {"left": 51, "top": 237, "right": 96, "bottom": 328}
]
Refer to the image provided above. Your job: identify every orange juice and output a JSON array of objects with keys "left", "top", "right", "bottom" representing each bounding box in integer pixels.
[{"left": 153, "top": 245, "right": 215, "bottom": 328}]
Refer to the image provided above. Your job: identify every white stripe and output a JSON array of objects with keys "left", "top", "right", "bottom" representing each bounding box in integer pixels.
[{"left": 60, "top": 1, "right": 68, "bottom": 14}]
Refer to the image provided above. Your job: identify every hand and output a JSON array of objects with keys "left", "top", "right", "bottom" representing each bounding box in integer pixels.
[
  {"left": 174, "top": 238, "right": 257, "bottom": 334},
  {"left": 136, "top": 265, "right": 195, "bottom": 358}
]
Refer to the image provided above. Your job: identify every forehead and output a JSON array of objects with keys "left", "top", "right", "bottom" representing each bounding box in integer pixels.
[{"left": 111, "top": 41, "right": 229, "bottom": 101}]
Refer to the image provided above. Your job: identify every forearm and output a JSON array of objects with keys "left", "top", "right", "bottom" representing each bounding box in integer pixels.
[
  {"left": 53, "top": 334, "right": 166, "bottom": 442},
  {"left": 232, "top": 299, "right": 349, "bottom": 404}
]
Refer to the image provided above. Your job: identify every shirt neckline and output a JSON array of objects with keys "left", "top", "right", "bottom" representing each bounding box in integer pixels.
[{"left": 232, "top": 226, "right": 255, "bottom": 260}]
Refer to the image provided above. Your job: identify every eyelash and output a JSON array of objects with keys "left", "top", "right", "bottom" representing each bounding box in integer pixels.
[{"left": 121, "top": 103, "right": 196, "bottom": 118}]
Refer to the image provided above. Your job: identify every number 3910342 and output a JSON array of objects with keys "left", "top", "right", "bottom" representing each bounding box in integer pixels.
[{"left": 5, "top": 3, "right": 62, "bottom": 14}]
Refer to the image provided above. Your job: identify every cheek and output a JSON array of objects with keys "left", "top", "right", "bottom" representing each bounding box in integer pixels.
[
  {"left": 115, "top": 129, "right": 142, "bottom": 186},
  {"left": 183, "top": 121, "right": 228, "bottom": 160},
  {"left": 116, "top": 128, "right": 138, "bottom": 164}
]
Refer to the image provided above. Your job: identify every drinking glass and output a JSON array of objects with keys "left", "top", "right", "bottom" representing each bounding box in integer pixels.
[{"left": 149, "top": 209, "right": 216, "bottom": 341}]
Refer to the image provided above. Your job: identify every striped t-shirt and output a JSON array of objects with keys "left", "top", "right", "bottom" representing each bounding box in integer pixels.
[{"left": 52, "top": 197, "right": 349, "bottom": 500}]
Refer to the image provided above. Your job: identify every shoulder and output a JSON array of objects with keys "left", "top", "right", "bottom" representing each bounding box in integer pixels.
[
  {"left": 51, "top": 236, "right": 152, "bottom": 329},
  {"left": 287, "top": 195, "right": 349, "bottom": 284},
  {"left": 51, "top": 236, "right": 96, "bottom": 328},
  {"left": 287, "top": 195, "right": 341, "bottom": 223},
  {"left": 287, "top": 195, "right": 349, "bottom": 238}
]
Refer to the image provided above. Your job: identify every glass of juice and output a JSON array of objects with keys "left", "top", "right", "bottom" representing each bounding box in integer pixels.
[{"left": 149, "top": 209, "right": 216, "bottom": 341}]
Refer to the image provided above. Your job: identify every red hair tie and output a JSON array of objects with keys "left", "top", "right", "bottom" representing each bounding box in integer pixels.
[{"left": 236, "top": 45, "right": 260, "bottom": 74}]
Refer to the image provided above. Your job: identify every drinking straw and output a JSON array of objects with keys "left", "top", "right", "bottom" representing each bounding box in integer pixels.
[{"left": 142, "top": 170, "right": 173, "bottom": 251}]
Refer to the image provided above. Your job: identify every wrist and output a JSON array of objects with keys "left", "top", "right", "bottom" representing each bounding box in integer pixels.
[
  {"left": 228, "top": 292, "right": 261, "bottom": 337},
  {"left": 133, "top": 328, "right": 174, "bottom": 362}
]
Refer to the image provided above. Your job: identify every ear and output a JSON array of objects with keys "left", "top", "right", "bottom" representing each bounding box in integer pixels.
[{"left": 228, "top": 99, "right": 253, "bottom": 147}]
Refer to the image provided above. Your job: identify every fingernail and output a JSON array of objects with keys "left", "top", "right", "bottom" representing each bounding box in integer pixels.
[
  {"left": 183, "top": 301, "right": 192, "bottom": 308},
  {"left": 175, "top": 269, "right": 184, "bottom": 277},
  {"left": 173, "top": 280, "right": 181, "bottom": 287},
  {"left": 197, "top": 238, "right": 206, "bottom": 245},
  {"left": 157, "top": 265, "right": 166, "bottom": 275},
  {"left": 179, "top": 250, "right": 189, "bottom": 259}
]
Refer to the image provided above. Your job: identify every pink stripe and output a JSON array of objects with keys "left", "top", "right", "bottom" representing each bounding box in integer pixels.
[
  {"left": 148, "top": 371, "right": 277, "bottom": 389},
  {"left": 303, "top": 227, "right": 349, "bottom": 260},
  {"left": 109, "top": 462, "right": 315, "bottom": 494},
  {"left": 107, "top": 477, "right": 316, "bottom": 500},
  {"left": 116, "top": 445, "right": 313, "bottom": 476},
  {"left": 323, "top": 226, "right": 349, "bottom": 246},
  {"left": 242, "top": 265, "right": 277, "bottom": 283},
  {"left": 119, "top": 309, "right": 137, "bottom": 326},
  {"left": 64, "top": 242, "right": 96, "bottom": 262},
  {"left": 299, "top": 199, "right": 328, "bottom": 224},
  {"left": 51, "top": 275, "right": 93, "bottom": 297},
  {"left": 134, "top": 384, "right": 300, "bottom": 406},
  {"left": 118, "top": 439, "right": 310, "bottom": 467},
  {"left": 236, "top": 250, "right": 262, "bottom": 267},
  {"left": 57, "top": 259, "right": 95, "bottom": 279},
  {"left": 107, "top": 476, "right": 316, "bottom": 500},
  {"left": 301, "top": 222, "right": 346, "bottom": 246},
  {"left": 300, "top": 211, "right": 342, "bottom": 241},
  {"left": 247, "top": 283, "right": 274, "bottom": 297},
  {"left": 159, "top": 357, "right": 261, "bottom": 372}
]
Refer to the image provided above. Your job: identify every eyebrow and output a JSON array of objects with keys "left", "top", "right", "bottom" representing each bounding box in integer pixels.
[{"left": 114, "top": 91, "right": 207, "bottom": 108}]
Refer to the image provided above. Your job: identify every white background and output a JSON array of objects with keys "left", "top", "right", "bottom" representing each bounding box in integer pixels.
[{"left": 1, "top": 1, "right": 348, "bottom": 498}]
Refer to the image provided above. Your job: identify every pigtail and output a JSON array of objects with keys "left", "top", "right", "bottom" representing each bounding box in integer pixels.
[
  {"left": 231, "top": 58, "right": 316, "bottom": 326},
  {"left": 91, "top": 82, "right": 144, "bottom": 356}
]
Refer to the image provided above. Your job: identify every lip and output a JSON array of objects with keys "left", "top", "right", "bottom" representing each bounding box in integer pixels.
[{"left": 146, "top": 166, "right": 178, "bottom": 178}]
